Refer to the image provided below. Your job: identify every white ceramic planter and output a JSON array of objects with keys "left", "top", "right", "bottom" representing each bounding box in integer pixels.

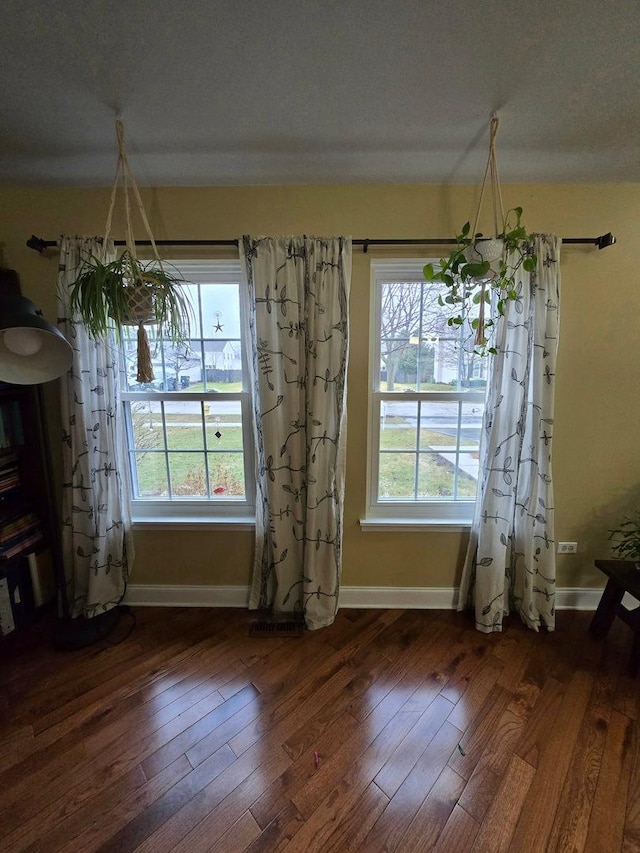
[{"left": 464, "top": 238, "right": 504, "bottom": 264}]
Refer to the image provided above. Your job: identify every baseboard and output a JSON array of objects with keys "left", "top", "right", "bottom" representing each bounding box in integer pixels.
[
  {"left": 124, "top": 584, "right": 250, "bottom": 608},
  {"left": 124, "top": 584, "right": 603, "bottom": 611},
  {"left": 340, "top": 586, "right": 459, "bottom": 609}
]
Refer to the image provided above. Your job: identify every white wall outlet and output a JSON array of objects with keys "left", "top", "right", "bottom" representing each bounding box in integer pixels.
[{"left": 557, "top": 541, "right": 578, "bottom": 554}]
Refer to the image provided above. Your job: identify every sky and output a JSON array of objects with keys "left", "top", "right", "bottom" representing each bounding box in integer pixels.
[{"left": 182, "top": 282, "right": 242, "bottom": 340}]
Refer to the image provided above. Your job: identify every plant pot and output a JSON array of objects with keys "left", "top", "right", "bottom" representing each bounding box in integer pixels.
[
  {"left": 464, "top": 238, "right": 504, "bottom": 265},
  {"left": 120, "top": 282, "right": 155, "bottom": 326}
]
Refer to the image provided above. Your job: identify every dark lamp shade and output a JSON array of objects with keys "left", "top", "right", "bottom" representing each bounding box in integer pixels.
[{"left": 0, "top": 295, "right": 73, "bottom": 384}]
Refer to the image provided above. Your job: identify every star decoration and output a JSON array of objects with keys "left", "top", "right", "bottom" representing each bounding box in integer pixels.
[{"left": 214, "top": 321, "right": 224, "bottom": 332}]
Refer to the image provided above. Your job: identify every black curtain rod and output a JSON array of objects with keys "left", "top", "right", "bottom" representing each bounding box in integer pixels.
[{"left": 26, "top": 233, "right": 616, "bottom": 254}]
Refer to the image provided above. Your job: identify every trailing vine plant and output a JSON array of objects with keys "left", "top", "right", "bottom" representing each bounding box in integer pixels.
[
  {"left": 423, "top": 114, "right": 537, "bottom": 355},
  {"left": 423, "top": 206, "right": 537, "bottom": 355}
]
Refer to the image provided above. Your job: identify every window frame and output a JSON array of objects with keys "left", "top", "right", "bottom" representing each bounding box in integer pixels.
[
  {"left": 120, "top": 260, "right": 255, "bottom": 526},
  {"left": 364, "top": 259, "right": 486, "bottom": 530}
]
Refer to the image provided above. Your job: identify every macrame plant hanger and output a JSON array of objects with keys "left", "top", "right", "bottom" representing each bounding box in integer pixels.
[
  {"left": 103, "top": 117, "right": 162, "bottom": 383},
  {"left": 469, "top": 113, "right": 505, "bottom": 347}
]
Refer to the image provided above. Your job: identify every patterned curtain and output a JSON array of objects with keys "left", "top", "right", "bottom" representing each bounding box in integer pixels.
[
  {"left": 57, "top": 236, "right": 134, "bottom": 618},
  {"left": 458, "top": 234, "right": 561, "bottom": 633},
  {"left": 240, "top": 236, "right": 351, "bottom": 630}
]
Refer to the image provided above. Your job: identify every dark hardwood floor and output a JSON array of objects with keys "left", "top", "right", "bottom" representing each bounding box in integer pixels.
[{"left": 0, "top": 605, "right": 638, "bottom": 852}]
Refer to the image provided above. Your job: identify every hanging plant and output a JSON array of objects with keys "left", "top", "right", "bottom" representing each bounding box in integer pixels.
[
  {"left": 68, "top": 119, "right": 191, "bottom": 382},
  {"left": 69, "top": 250, "right": 190, "bottom": 341},
  {"left": 423, "top": 115, "right": 536, "bottom": 355},
  {"left": 423, "top": 207, "right": 537, "bottom": 354}
]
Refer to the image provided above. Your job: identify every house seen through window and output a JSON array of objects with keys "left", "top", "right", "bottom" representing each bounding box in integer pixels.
[
  {"left": 368, "top": 260, "right": 487, "bottom": 525},
  {"left": 120, "top": 261, "right": 254, "bottom": 522}
]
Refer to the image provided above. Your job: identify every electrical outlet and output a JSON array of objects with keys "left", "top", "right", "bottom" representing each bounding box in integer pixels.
[{"left": 557, "top": 541, "right": 578, "bottom": 554}]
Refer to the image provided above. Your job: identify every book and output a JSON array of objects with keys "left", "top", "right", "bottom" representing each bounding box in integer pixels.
[{"left": 0, "top": 529, "right": 43, "bottom": 560}]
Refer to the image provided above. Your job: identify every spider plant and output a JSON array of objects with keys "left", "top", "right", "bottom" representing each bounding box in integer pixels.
[{"left": 68, "top": 249, "right": 191, "bottom": 343}]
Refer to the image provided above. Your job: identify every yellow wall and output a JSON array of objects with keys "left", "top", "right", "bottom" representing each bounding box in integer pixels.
[{"left": 0, "top": 183, "right": 638, "bottom": 591}]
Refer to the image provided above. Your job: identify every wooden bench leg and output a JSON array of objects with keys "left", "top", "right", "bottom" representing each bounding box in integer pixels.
[
  {"left": 590, "top": 578, "right": 625, "bottom": 638},
  {"left": 628, "top": 611, "right": 640, "bottom": 677}
]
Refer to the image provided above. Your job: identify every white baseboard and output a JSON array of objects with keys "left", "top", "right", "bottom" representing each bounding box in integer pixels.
[
  {"left": 124, "top": 584, "right": 602, "bottom": 611},
  {"left": 340, "top": 586, "right": 459, "bottom": 609},
  {"left": 124, "top": 585, "right": 250, "bottom": 608}
]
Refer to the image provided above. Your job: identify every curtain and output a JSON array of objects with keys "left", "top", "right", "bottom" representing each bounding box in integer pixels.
[
  {"left": 240, "top": 236, "right": 351, "bottom": 630},
  {"left": 458, "top": 234, "right": 561, "bottom": 633},
  {"left": 57, "top": 236, "right": 134, "bottom": 618}
]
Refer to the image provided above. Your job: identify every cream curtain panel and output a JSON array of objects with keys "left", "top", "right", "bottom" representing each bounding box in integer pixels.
[
  {"left": 240, "top": 236, "right": 351, "bottom": 630},
  {"left": 458, "top": 234, "right": 561, "bottom": 632},
  {"left": 57, "top": 236, "right": 134, "bottom": 618}
]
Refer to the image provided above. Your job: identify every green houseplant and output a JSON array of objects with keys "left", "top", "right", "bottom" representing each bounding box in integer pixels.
[
  {"left": 423, "top": 114, "right": 537, "bottom": 354},
  {"left": 67, "top": 119, "right": 191, "bottom": 382},
  {"left": 69, "top": 249, "right": 190, "bottom": 344},
  {"left": 608, "top": 514, "right": 640, "bottom": 566},
  {"left": 423, "top": 207, "right": 537, "bottom": 354}
]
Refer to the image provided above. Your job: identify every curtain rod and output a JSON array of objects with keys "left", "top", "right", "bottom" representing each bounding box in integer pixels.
[{"left": 26, "top": 233, "right": 616, "bottom": 254}]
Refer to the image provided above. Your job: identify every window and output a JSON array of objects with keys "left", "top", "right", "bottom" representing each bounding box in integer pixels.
[
  {"left": 365, "top": 260, "right": 486, "bottom": 528},
  {"left": 121, "top": 261, "right": 254, "bottom": 524}
]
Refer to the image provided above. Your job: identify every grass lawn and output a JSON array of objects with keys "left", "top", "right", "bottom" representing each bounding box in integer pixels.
[
  {"left": 179, "top": 381, "right": 244, "bottom": 393},
  {"left": 380, "top": 427, "right": 463, "bottom": 450},
  {"left": 130, "top": 409, "right": 478, "bottom": 501},
  {"left": 379, "top": 452, "right": 478, "bottom": 499},
  {"left": 378, "top": 422, "right": 478, "bottom": 498},
  {"left": 379, "top": 381, "right": 458, "bottom": 392},
  {"left": 131, "top": 419, "right": 246, "bottom": 497}
]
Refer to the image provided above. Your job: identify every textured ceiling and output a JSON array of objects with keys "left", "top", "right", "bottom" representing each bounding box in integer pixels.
[{"left": 1, "top": 0, "right": 639, "bottom": 186}]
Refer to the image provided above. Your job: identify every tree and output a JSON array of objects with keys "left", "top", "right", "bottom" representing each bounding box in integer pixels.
[
  {"left": 380, "top": 282, "right": 443, "bottom": 389},
  {"left": 163, "top": 343, "right": 199, "bottom": 389},
  {"left": 397, "top": 341, "right": 435, "bottom": 384}
]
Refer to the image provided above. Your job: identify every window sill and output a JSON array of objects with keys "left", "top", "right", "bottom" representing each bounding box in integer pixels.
[
  {"left": 132, "top": 516, "right": 255, "bottom": 531},
  {"left": 359, "top": 518, "right": 472, "bottom": 533}
]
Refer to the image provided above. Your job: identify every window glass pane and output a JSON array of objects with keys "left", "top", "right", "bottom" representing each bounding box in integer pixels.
[
  {"left": 418, "top": 401, "right": 481, "bottom": 493},
  {"left": 134, "top": 452, "right": 168, "bottom": 497},
  {"left": 378, "top": 452, "right": 417, "bottom": 499},
  {"left": 417, "top": 453, "right": 454, "bottom": 498},
  {"left": 121, "top": 263, "right": 253, "bottom": 515},
  {"left": 457, "top": 467, "right": 479, "bottom": 498},
  {"left": 164, "top": 401, "right": 205, "bottom": 451},
  {"left": 371, "top": 262, "right": 486, "bottom": 515},
  {"left": 202, "top": 339, "right": 244, "bottom": 392},
  {"left": 419, "top": 401, "right": 460, "bottom": 446},
  {"left": 379, "top": 281, "right": 415, "bottom": 391},
  {"left": 183, "top": 282, "right": 203, "bottom": 338},
  {"left": 168, "top": 452, "right": 208, "bottom": 497},
  {"left": 131, "top": 401, "right": 165, "bottom": 450},
  {"left": 380, "top": 400, "right": 417, "bottom": 450},
  {"left": 122, "top": 283, "right": 244, "bottom": 394},
  {"left": 460, "top": 401, "right": 482, "bottom": 448},
  {"left": 200, "top": 282, "right": 243, "bottom": 392},
  {"left": 122, "top": 335, "right": 139, "bottom": 389},
  {"left": 205, "top": 401, "right": 244, "bottom": 451},
  {"left": 207, "top": 452, "right": 246, "bottom": 497},
  {"left": 157, "top": 342, "right": 202, "bottom": 391},
  {"left": 420, "top": 401, "right": 483, "bottom": 451}
]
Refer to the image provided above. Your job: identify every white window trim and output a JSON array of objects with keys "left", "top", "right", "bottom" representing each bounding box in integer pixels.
[
  {"left": 363, "top": 259, "right": 484, "bottom": 530},
  {"left": 122, "top": 259, "right": 256, "bottom": 524}
]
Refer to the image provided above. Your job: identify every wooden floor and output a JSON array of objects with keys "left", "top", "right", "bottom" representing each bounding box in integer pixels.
[{"left": 0, "top": 605, "right": 639, "bottom": 852}]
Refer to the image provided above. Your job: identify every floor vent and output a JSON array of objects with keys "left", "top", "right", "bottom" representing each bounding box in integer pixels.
[{"left": 249, "top": 620, "right": 304, "bottom": 637}]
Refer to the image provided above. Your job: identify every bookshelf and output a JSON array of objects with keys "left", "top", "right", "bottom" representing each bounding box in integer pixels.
[{"left": 0, "top": 381, "right": 58, "bottom": 637}]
